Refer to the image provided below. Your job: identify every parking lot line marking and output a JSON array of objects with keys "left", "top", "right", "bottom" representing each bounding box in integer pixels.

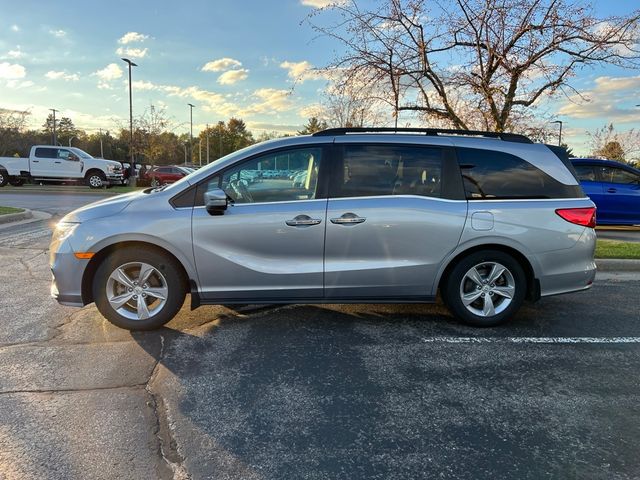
[{"left": 421, "top": 337, "right": 640, "bottom": 344}]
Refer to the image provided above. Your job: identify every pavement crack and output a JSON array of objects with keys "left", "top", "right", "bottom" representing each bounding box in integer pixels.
[
  {"left": 145, "top": 335, "right": 191, "bottom": 480},
  {"left": 18, "top": 257, "right": 38, "bottom": 281},
  {"left": 0, "top": 384, "right": 147, "bottom": 395}
]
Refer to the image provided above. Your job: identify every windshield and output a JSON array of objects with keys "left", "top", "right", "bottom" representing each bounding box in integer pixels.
[
  {"left": 160, "top": 142, "right": 263, "bottom": 193},
  {"left": 70, "top": 147, "right": 93, "bottom": 159}
]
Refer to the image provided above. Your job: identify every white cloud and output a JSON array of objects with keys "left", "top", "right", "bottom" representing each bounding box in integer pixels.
[
  {"left": 0, "top": 62, "right": 26, "bottom": 79},
  {"left": 93, "top": 63, "right": 123, "bottom": 81},
  {"left": 45, "top": 70, "right": 79, "bottom": 81},
  {"left": 300, "top": 0, "right": 347, "bottom": 7},
  {"left": 116, "top": 47, "right": 148, "bottom": 58},
  {"left": 10, "top": 25, "right": 19, "bottom": 32},
  {"left": 132, "top": 80, "right": 156, "bottom": 90},
  {"left": 5, "top": 79, "right": 34, "bottom": 89},
  {"left": 6, "top": 47, "right": 24, "bottom": 59},
  {"left": 49, "top": 29, "right": 67, "bottom": 38},
  {"left": 280, "top": 60, "right": 329, "bottom": 83},
  {"left": 240, "top": 88, "right": 292, "bottom": 115},
  {"left": 298, "top": 103, "right": 323, "bottom": 119},
  {"left": 202, "top": 58, "right": 242, "bottom": 72},
  {"left": 118, "top": 32, "right": 149, "bottom": 44},
  {"left": 557, "top": 75, "right": 640, "bottom": 124},
  {"left": 217, "top": 69, "right": 249, "bottom": 85}
]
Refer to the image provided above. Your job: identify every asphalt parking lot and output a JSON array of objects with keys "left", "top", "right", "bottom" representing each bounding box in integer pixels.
[{"left": 1, "top": 191, "right": 639, "bottom": 479}]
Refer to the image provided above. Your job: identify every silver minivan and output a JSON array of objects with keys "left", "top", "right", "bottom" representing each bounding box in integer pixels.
[{"left": 50, "top": 128, "right": 597, "bottom": 330}]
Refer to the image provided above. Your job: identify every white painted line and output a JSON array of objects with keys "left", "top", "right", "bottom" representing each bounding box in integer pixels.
[{"left": 422, "top": 337, "right": 640, "bottom": 344}]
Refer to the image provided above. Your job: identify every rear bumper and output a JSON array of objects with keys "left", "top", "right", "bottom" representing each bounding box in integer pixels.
[{"left": 536, "top": 228, "right": 597, "bottom": 297}]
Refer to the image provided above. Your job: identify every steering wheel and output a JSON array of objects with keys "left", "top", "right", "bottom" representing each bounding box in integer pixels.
[{"left": 229, "top": 179, "right": 254, "bottom": 203}]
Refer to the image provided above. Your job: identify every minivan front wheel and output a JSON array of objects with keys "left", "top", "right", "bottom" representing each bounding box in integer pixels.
[
  {"left": 93, "top": 248, "right": 186, "bottom": 330},
  {"left": 443, "top": 250, "right": 526, "bottom": 327}
]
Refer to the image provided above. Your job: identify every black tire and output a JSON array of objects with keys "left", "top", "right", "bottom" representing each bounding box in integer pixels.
[
  {"left": 92, "top": 247, "right": 187, "bottom": 330},
  {"left": 442, "top": 250, "right": 526, "bottom": 327},
  {"left": 8, "top": 177, "right": 24, "bottom": 186},
  {"left": 0, "top": 170, "right": 7, "bottom": 187},
  {"left": 86, "top": 171, "right": 106, "bottom": 189}
]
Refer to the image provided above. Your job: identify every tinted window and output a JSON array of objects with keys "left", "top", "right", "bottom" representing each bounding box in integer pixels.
[
  {"left": 598, "top": 166, "right": 640, "bottom": 184},
  {"left": 457, "top": 148, "right": 583, "bottom": 199},
  {"left": 34, "top": 148, "right": 58, "bottom": 158},
  {"left": 332, "top": 145, "right": 443, "bottom": 198},
  {"left": 197, "top": 147, "right": 323, "bottom": 205},
  {"left": 574, "top": 165, "right": 597, "bottom": 181}
]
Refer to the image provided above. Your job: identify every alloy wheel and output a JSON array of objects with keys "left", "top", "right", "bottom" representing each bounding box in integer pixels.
[
  {"left": 105, "top": 262, "right": 169, "bottom": 320},
  {"left": 459, "top": 261, "right": 516, "bottom": 317}
]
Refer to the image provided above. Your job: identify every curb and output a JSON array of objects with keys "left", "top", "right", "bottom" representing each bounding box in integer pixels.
[
  {"left": 0, "top": 208, "right": 32, "bottom": 225},
  {"left": 1, "top": 187, "right": 123, "bottom": 196},
  {"left": 596, "top": 259, "right": 640, "bottom": 272}
]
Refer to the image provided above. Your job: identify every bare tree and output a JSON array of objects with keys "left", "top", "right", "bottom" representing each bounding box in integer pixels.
[
  {"left": 0, "top": 108, "right": 31, "bottom": 156},
  {"left": 309, "top": 0, "right": 640, "bottom": 132},
  {"left": 588, "top": 123, "right": 640, "bottom": 162}
]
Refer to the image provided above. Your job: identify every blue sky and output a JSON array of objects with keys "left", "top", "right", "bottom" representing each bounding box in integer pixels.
[{"left": 0, "top": 0, "right": 639, "bottom": 154}]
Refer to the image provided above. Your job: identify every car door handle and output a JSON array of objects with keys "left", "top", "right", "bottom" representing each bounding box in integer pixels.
[
  {"left": 32, "top": 160, "right": 39, "bottom": 163},
  {"left": 607, "top": 188, "right": 617, "bottom": 193},
  {"left": 285, "top": 215, "right": 322, "bottom": 227},
  {"left": 330, "top": 213, "right": 366, "bottom": 225},
  {"left": 54, "top": 161, "right": 61, "bottom": 164}
]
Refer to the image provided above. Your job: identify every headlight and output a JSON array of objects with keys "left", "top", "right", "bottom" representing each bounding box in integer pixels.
[
  {"left": 107, "top": 165, "right": 115, "bottom": 173},
  {"left": 52, "top": 222, "right": 80, "bottom": 244}
]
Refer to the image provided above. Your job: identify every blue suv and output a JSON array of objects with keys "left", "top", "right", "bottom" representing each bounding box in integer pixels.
[{"left": 571, "top": 158, "right": 640, "bottom": 225}]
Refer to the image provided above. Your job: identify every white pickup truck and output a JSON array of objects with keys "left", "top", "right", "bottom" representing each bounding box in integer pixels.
[{"left": 0, "top": 145, "right": 123, "bottom": 188}]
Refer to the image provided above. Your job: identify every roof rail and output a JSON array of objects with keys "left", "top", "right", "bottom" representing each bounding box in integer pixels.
[{"left": 312, "top": 127, "right": 533, "bottom": 144}]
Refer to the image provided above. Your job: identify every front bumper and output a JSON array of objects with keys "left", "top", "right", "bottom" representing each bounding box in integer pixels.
[
  {"left": 50, "top": 237, "right": 88, "bottom": 307},
  {"left": 106, "top": 173, "right": 124, "bottom": 185}
]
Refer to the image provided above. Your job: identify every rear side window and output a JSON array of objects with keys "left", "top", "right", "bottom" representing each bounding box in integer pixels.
[
  {"left": 598, "top": 166, "right": 640, "bottom": 184},
  {"left": 456, "top": 148, "right": 583, "bottom": 199},
  {"left": 332, "top": 144, "right": 443, "bottom": 198},
  {"left": 34, "top": 148, "right": 58, "bottom": 158}
]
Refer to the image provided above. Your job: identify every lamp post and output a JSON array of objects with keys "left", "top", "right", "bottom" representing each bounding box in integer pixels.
[
  {"left": 550, "top": 120, "right": 563, "bottom": 147},
  {"left": 49, "top": 108, "right": 59, "bottom": 145},
  {"left": 205, "top": 123, "right": 210, "bottom": 164},
  {"left": 187, "top": 103, "right": 195, "bottom": 166},
  {"left": 122, "top": 58, "right": 138, "bottom": 186}
]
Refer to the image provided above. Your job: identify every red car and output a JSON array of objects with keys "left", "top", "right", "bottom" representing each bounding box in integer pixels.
[{"left": 149, "top": 166, "right": 191, "bottom": 186}]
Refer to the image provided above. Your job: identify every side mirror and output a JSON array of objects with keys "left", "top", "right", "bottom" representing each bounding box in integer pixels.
[
  {"left": 69, "top": 154, "right": 79, "bottom": 161},
  {"left": 204, "top": 188, "right": 228, "bottom": 216}
]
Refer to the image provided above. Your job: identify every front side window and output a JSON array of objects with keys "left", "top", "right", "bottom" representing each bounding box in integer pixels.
[
  {"left": 574, "top": 165, "right": 597, "bottom": 182},
  {"left": 198, "top": 147, "right": 323, "bottom": 205},
  {"left": 57, "top": 149, "right": 73, "bottom": 160},
  {"left": 332, "top": 145, "right": 443, "bottom": 198},
  {"left": 598, "top": 166, "right": 640, "bottom": 184},
  {"left": 457, "top": 148, "right": 583, "bottom": 199}
]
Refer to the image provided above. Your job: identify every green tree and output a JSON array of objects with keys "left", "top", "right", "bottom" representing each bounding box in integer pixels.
[
  {"left": 596, "top": 141, "right": 626, "bottom": 162},
  {"left": 298, "top": 117, "right": 328, "bottom": 135}
]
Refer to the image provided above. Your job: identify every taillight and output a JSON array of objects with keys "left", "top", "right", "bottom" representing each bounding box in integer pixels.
[{"left": 555, "top": 207, "right": 596, "bottom": 228}]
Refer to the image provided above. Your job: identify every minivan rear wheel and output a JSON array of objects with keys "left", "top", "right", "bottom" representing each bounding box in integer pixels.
[
  {"left": 93, "top": 247, "right": 186, "bottom": 330},
  {"left": 443, "top": 250, "right": 526, "bottom": 327}
]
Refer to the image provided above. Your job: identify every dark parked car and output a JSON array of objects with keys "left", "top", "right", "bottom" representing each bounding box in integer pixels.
[{"left": 571, "top": 158, "right": 640, "bottom": 225}]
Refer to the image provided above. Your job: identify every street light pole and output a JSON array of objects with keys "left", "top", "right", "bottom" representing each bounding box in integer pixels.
[
  {"left": 187, "top": 103, "right": 195, "bottom": 166},
  {"left": 49, "top": 108, "right": 59, "bottom": 145},
  {"left": 551, "top": 120, "right": 563, "bottom": 147},
  {"left": 122, "top": 58, "right": 138, "bottom": 186},
  {"left": 206, "top": 123, "right": 210, "bottom": 164}
]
